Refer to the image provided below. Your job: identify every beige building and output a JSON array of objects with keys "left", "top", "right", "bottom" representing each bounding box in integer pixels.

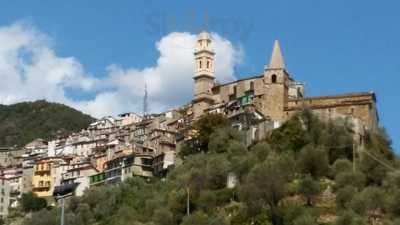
[
  {"left": 0, "top": 168, "right": 22, "bottom": 218},
  {"left": 192, "top": 31, "right": 378, "bottom": 133}
]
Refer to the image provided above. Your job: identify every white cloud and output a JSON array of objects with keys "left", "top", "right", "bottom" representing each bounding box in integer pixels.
[{"left": 0, "top": 22, "right": 243, "bottom": 118}]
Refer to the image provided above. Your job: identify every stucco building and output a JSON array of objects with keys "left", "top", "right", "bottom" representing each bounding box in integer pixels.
[{"left": 192, "top": 31, "right": 378, "bottom": 135}]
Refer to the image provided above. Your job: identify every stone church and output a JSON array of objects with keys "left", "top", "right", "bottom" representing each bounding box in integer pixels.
[{"left": 191, "top": 31, "right": 378, "bottom": 133}]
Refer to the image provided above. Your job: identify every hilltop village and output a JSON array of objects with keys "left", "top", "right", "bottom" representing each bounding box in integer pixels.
[{"left": 0, "top": 31, "right": 379, "bottom": 218}]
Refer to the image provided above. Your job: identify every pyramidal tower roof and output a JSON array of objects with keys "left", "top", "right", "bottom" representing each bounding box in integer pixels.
[{"left": 268, "top": 40, "right": 285, "bottom": 69}]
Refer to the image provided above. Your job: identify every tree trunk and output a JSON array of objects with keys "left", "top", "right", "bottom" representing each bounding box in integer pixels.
[
  {"left": 270, "top": 205, "right": 283, "bottom": 225},
  {"left": 306, "top": 197, "right": 312, "bottom": 206}
]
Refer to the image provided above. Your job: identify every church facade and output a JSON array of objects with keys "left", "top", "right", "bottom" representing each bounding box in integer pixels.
[{"left": 191, "top": 31, "right": 379, "bottom": 132}]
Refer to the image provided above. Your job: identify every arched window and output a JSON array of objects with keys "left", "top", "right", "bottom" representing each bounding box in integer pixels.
[
  {"left": 271, "top": 74, "right": 277, "bottom": 83},
  {"left": 207, "top": 61, "right": 210, "bottom": 69},
  {"left": 249, "top": 81, "right": 254, "bottom": 90},
  {"left": 199, "top": 61, "right": 202, "bottom": 69}
]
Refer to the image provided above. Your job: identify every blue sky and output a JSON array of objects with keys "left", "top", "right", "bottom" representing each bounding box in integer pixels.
[{"left": 0, "top": 0, "right": 398, "bottom": 151}]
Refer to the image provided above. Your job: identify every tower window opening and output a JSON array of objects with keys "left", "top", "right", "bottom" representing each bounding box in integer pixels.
[
  {"left": 297, "top": 87, "right": 303, "bottom": 97},
  {"left": 249, "top": 81, "right": 255, "bottom": 90},
  {"left": 271, "top": 74, "right": 277, "bottom": 83},
  {"left": 207, "top": 61, "right": 210, "bottom": 69},
  {"left": 199, "top": 61, "right": 202, "bottom": 69}
]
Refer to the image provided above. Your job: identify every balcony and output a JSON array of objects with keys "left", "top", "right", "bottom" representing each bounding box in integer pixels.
[
  {"left": 89, "top": 172, "right": 106, "bottom": 186},
  {"left": 33, "top": 182, "right": 51, "bottom": 191},
  {"left": 62, "top": 172, "right": 76, "bottom": 181},
  {"left": 34, "top": 164, "right": 51, "bottom": 175}
]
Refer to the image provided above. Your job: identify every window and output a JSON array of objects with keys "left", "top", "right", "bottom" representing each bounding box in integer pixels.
[
  {"left": 271, "top": 74, "right": 277, "bottom": 83},
  {"left": 246, "top": 81, "right": 255, "bottom": 96},
  {"left": 207, "top": 61, "right": 210, "bottom": 69},
  {"left": 45, "top": 181, "right": 50, "bottom": 187},
  {"left": 297, "top": 87, "right": 303, "bottom": 97},
  {"left": 249, "top": 81, "right": 254, "bottom": 90},
  {"left": 229, "top": 86, "right": 237, "bottom": 101},
  {"left": 199, "top": 61, "right": 202, "bottom": 69},
  {"left": 39, "top": 181, "right": 43, "bottom": 187}
]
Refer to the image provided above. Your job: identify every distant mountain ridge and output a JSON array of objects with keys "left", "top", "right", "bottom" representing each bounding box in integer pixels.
[{"left": 0, "top": 100, "right": 95, "bottom": 147}]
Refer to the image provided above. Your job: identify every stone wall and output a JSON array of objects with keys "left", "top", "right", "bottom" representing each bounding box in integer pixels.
[
  {"left": 211, "top": 75, "right": 264, "bottom": 104},
  {"left": 285, "top": 92, "right": 378, "bottom": 130}
]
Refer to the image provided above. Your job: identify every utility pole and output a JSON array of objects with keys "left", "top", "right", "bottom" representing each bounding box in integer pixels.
[
  {"left": 186, "top": 187, "right": 190, "bottom": 216},
  {"left": 353, "top": 143, "right": 356, "bottom": 173},
  {"left": 53, "top": 183, "right": 78, "bottom": 225},
  {"left": 60, "top": 197, "right": 65, "bottom": 225}
]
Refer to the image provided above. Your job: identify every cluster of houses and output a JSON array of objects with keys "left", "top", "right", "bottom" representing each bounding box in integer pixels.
[{"left": 0, "top": 101, "right": 274, "bottom": 218}]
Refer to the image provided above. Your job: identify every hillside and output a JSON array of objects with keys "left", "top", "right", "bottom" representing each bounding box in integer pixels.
[
  {"left": 20, "top": 111, "right": 399, "bottom": 225},
  {"left": 0, "top": 100, "right": 95, "bottom": 147}
]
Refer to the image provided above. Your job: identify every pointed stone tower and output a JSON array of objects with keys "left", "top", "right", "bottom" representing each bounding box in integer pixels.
[
  {"left": 192, "top": 31, "right": 215, "bottom": 119},
  {"left": 268, "top": 40, "right": 285, "bottom": 69},
  {"left": 262, "top": 40, "right": 290, "bottom": 123}
]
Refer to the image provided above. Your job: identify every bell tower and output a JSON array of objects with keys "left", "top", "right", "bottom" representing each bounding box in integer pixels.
[
  {"left": 262, "top": 40, "right": 290, "bottom": 123},
  {"left": 192, "top": 31, "right": 215, "bottom": 119}
]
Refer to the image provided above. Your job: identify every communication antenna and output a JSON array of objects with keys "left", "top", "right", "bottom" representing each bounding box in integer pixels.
[
  {"left": 143, "top": 82, "right": 148, "bottom": 117},
  {"left": 203, "top": 11, "right": 209, "bottom": 32}
]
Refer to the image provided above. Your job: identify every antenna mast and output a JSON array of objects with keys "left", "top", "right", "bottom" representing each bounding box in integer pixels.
[{"left": 143, "top": 82, "right": 148, "bottom": 117}]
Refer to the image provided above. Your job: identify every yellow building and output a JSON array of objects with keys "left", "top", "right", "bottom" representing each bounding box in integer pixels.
[{"left": 32, "top": 159, "right": 53, "bottom": 198}]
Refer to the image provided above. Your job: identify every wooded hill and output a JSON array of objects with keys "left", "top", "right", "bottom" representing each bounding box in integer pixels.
[{"left": 0, "top": 100, "right": 94, "bottom": 147}]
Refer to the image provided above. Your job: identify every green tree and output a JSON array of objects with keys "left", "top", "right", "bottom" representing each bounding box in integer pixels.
[
  {"left": 282, "top": 203, "right": 307, "bottom": 225},
  {"left": 240, "top": 154, "right": 295, "bottom": 225},
  {"left": 336, "top": 186, "right": 357, "bottom": 210},
  {"left": 332, "top": 159, "right": 353, "bottom": 176},
  {"left": 334, "top": 171, "right": 366, "bottom": 191},
  {"left": 267, "top": 115, "right": 307, "bottom": 153},
  {"left": 359, "top": 150, "right": 390, "bottom": 185},
  {"left": 193, "top": 114, "right": 229, "bottom": 150},
  {"left": 208, "top": 127, "right": 243, "bottom": 154},
  {"left": 350, "top": 186, "right": 386, "bottom": 216},
  {"left": 250, "top": 141, "right": 272, "bottom": 163},
  {"left": 318, "top": 119, "right": 354, "bottom": 163},
  {"left": 22, "top": 209, "right": 58, "bottom": 225},
  {"left": 297, "top": 145, "right": 329, "bottom": 178},
  {"left": 384, "top": 171, "right": 400, "bottom": 216},
  {"left": 298, "top": 174, "right": 321, "bottom": 206},
  {"left": 180, "top": 211, "right": 227, "bottom": 225},
  {"left": 153, "top": 208, "right": 174, "bottom": 225},
  {"left": 365, "top": 128, "right": 394, "bottom": 160},
  {"left": 292, "top": 213, "right": 317, "bottom": 225},
  {"left": 181, "top": 114, "right": 229, "bottom": 156},
  {"left": 74, "top": 203, "right": 95, "bottom": 225},
  {"left": 335, "top": 210, "right": 366, "bottom": 225},
  {"left": 20, "top": 192, "right": 47, "bottom": 212}
]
